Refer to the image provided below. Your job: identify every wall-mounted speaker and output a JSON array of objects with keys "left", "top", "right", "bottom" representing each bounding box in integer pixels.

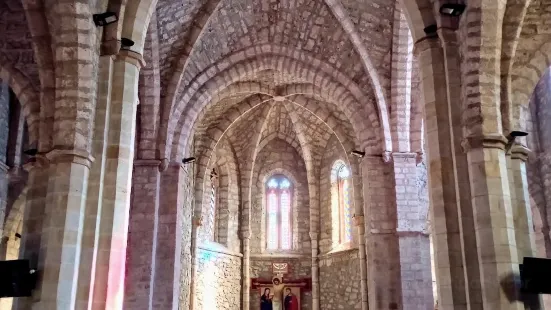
[{"left": 0, "top": 260, "right": 36, "bottom": 298}]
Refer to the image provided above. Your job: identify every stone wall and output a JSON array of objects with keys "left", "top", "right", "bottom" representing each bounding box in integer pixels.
[
  {"left": 249, "top": 257, "right": 312, "bottom": 310},
  {"left": 195, "top": 246, "right": 242, "bottom": 310},
  {"left": 319, "top": 249, "right": 361, "bottom": 310}
]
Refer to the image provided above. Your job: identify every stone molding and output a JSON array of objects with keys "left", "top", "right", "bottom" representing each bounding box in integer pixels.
[
  {"left": 22, "top": 154, "right": 49, "bottom": 171},
  {"left": 412, "top": 35, "right": 440, "bottom": 56},
  {"left": 239, "top": 230, "right": 251, "bottom": 240},
  {"left": 133, "top": 159, "right": 170, "bottom": 172},
  {"left": 116, "top": 49, "right": 146, "bottom": 69},
  {"left": 309, "top": 231, "right": 319, "bottom": 240},
  {"left": 353, "top": 214, "right": 364, "bottom": 227},
  {"left": 0, "top": 161, "right": 8, "bottom": 173},
  {"left": 510, "top": 144, "right": 530, "bottom": 162},
  {"left": 45, "top": 149, "right": 95, "bottom": 168},
  {"left": 461, "top": 134, "right": 508, "bottom": 152}
]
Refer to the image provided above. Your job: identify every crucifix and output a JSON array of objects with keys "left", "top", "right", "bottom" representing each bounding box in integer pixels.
[{"left": 251, "top": 262, "right": 311, "bottom": 310}]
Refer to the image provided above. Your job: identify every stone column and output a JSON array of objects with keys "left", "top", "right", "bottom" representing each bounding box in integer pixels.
[
  {"left": 463, "top": 135, "right": 524, "bottom": 309},
  {"left": 18, "top": 150, "right": 93, "bottom": 310},
  {"left": 153, "top": 162, "right": 193, "bottom": 310},
  {"left": 535, "top": 93, "right": 551, "bottom": 253},
  {"left": 0, "top": 82, "right": 9, "bottom": 237},
  {"left": 508, "top": 146, "right": 539, "bottom": 262},
  {"left": 309, "top": 231, "right": 320, "bottom": 310},
  {"left": 392, "top": 152, "right": 433, "bottom": 310},
  {"left": 354, "top": 215, "right": 368, "bottom": 310},
  {"left": 415, "top": 35, "right": 483, "bottom": 309},
  {"left": 362, "top": 155, "right": 402, "bottom": 310},
  {"left": 76, "top": 55, "right": 113, "bottom": 310},
  {"left": 90, "top": 50, "right": 143, "bottom": 310},
  {"left": 241, "top": 231, "right": 251, "bottom": 310},
  {"left": 123, "top": 160, "right": 162, "bottom": 309}
]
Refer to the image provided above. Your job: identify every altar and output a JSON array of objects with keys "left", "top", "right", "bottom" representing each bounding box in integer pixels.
[{"left": 251, "top": 262, "right": 311, "bottom": 310}]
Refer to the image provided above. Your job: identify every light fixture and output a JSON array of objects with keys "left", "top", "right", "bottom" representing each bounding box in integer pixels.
[
  {"left": 423, "top": 24, "right": 437, "bottom": 35},
  {"left": 93, "top": 12, "right": 118, "bottom": 26},
  {"left": 439, "top": 3, "right": 466, "bottom": 16},
  {"left": 350, "top": 150, "right": 365, "bottom": 158},
  {"left": 23, "top": 149, "right": 38, "bottom": 156},
  {"left": 120, "top": 38, "right": 135, "bottom": 49},
  {"left": 505, "top": 130, "right": 528, "bottom": 154},
  {"left": 182, "top": 157, "right": 196, "bottom": 164}
]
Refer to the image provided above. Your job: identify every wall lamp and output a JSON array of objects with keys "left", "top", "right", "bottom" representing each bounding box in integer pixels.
[
  {"left": 93, "top": 12, "right": 118, "bottom": 27},
  {"left": 350, "top": 150, "right": 365, "bottom": 158},
  {"left": 439, "top": 3, "right": 466, "bottom": 16},
  {"left": 182, "top": 157, "right": 196, "bottom": 164},
  {"left": 505, "top": 130, "right": 528, "bottom": 154},
  {"left": 23, "top": 149, "right": 38, "bottom": 156},
  {"left": 120, "top": 38, "right": 135, "bottom": 49}
]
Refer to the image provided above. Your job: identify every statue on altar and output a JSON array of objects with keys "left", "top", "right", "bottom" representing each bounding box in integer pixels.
[
  {"left": 271, "top": 277, "right": 285, "bottom": 310},
  {"left": 284, "top": 287, "right": 299, "bottom": 310},
  {"left": 261, "top": 288, "right": 273, "bottom": 310}
]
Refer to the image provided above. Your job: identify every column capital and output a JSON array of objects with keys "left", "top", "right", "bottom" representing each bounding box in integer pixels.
[
  {"left": 116, "top": 49, "right": 146, "bottom": 69},
  {"left": 45, "top": 148, "right": 95, "bottom": 168},
  {"left": 0, "top": 161, "right": 8, "bottom": 173},
  {"left": 22, "top": 154, "right": 50, "bottom": 171},
  {"left": 309, "top": 231, "right": 319, "bottom": 240},
  {"left": 510, "top": 144, "right": 530, "bottom": 162},
  {"left": 413, "top": 34, "right": 440, "bottom": 56},
  {"left": 461, "top": 134, "right": 508, "bottom": 152},
  {"left": 134, "top": 159, "right": 170, "bottom": 172},
  {"left": 353, "top": 214, "right": 364, "bottom": 227},
  {"left": 240, "top": 231, "right": 251, "bottom": 240}
]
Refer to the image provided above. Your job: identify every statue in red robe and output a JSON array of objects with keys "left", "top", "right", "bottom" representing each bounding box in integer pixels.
[{"left": 283, "top": 288, "right": 298, "bottom": 310}]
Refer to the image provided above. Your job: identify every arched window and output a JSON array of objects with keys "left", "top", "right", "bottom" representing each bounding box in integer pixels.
[
  {"left": 266, "top": 175, "right": 293, "bottom": 250},
  {"left": 210, "top": 169, "right": 218, "bottom": 242},
  {"left": 331, "top": 160, "right": 352, "bottom": 243}
]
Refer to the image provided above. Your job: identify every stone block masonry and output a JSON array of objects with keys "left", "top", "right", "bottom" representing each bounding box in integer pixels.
[
  {"left": 319, "top": 249, "right": 361, "bottom": 310},
  {"left": 195, "top": 247, "right": 242, "bottom": 310}
]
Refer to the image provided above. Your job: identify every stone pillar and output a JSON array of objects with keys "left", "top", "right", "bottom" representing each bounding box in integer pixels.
[
  {"left": 124, "top": 160, "right": 162, "bottom": 309},
  {"left": 392, "top": 152, "right": 433, "bottom": 310},
  {"left": 362, "top": 155, "right": 402, "bottom": 310},
  {"left": 309, "top": 231, "right": 320, "bottom": 310},
  {"left": 241, "top": 231, "right": 251, "bottom": 310},
  {"left": 153, "top": 162, "right": 193, "bottom": 310},
  {"left": 463, "top": 135, "right": 523, "bottom": 309},
  {"left": 0, "top": 82, "right": 9, "bottom": 237},
  {"left": 76, "top": 55, "right": 113, "bottom": 310},
  {"left": 354, "top": 215, "right": 368, "bottom": 310},
  {"left": 508, "top": 146, "right": 539, "bottom": 262},
  {"left": 415, "top": 35, "right": 482, "bottom": 309},
  {"left": 18, "top": 150, "right": 93, "bottom": 310},
  {"left": 90, "top": 50, "right": 143, "bottom": 310}
]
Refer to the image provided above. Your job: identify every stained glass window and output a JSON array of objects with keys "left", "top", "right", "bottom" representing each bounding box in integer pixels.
[
  {"left": 266, "top": 175, "right": 293, "bottom": 250},
  {"left": 331, "top": 160, "right": 352, "bottom": 243}
]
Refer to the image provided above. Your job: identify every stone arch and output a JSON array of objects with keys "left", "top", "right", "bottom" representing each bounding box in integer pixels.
[
  {"left": 511, "top": 43, "right": 551, "bottom": 132},
  {"left": 137, "top": 10, "right": 161, "bottom": 159},
  {"left": 160, "top": 44, "right": 389, "bottom": 160},
  {"left": 398, "top": 0, "right": 436, "bottom": 42},
  {"left": 121, "top": 0, "right": 159, "bottom": 55},
  {"left": 1, "top": 186, "right": 27, "bottom": 260},
  {"left": 0, "top": 57, "right": 39, "bottom": 145}
]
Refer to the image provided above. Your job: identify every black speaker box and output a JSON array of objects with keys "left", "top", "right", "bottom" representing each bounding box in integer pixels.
[
  {"left": 521, "top": 257, "right": 551, "bottom": 294},
  {"left": 0, "top": 260, "right": 35, "bottom": 298}
]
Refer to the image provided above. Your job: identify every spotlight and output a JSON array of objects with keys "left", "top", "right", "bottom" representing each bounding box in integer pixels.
[
  {"left": 120, "top": 38, "right": 135, "bottom": 49},
  {"left": 350, "top": 150, "right": 365, "bottom": 158},
  {"left": 93, "top": 12, "right": 118, "bottom": 27},
  {"left": 439, "top": 3, "right": 466, "bottom": 16},
  {"left": 505, "top": 130, "right": 528, "bottom": 154},
  {"left": 23, "top": 149, "right": 38, "bottom": 156},
  {"left": 423, "top": 24, "right": 438, "bottom": 35},
  {"left": 182, "top": 157, "right": 196, "bottom": 164},
  {"left": 509, "top": 131, "right": 528, "bottom": 138}
]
